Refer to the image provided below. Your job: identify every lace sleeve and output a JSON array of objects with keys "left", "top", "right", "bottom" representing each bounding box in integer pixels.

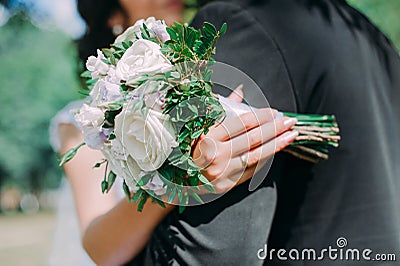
[{"left": 49, "top": 100, "right": 84, "bottom": 153}]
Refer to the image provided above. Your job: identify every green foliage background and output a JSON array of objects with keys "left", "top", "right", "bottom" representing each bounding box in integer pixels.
[
  {"left": 0, "top": 13, "right": 80, "bottom": 191},
  {"left": 0, "top": 0, "right": 399, "bottom": 192},
  {"left": 349, "top": 0, "right": 400, "bottom": 50}
]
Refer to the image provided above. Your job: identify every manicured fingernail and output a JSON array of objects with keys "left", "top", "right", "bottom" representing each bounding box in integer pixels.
[
  {"left": 284, "top": 130, "right": 299, "bottom": 142},
  {"left": 235, "top": 84, "right": 244, "bottom": 91},
  {"left": 283, "top": 117, "right": 297, "bottom": 127},
  {"left": 274, "top": 112, "right": 284, "bottom": 119}
]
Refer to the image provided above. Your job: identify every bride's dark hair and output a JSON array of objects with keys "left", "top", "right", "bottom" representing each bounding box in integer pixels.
[{"left": 77, "top": 0, "right": 123, "bottom": 63}]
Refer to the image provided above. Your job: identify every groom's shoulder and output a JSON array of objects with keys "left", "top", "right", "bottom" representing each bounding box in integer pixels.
[
  {"left": 191, "top": 0, "right": 340, "bottom": 43},
  {"left": 191, "top": 1, "right": 249, "bottom": 30}
]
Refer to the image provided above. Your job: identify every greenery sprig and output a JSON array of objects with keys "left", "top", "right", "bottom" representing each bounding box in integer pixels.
[{"left": 130, "top": 22, "right": 227, "bottom": 212}]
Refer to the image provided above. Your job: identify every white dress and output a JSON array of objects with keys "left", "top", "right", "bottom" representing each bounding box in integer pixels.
[{"left": 47, "top": 101, "right": 124, "bottom": 266}]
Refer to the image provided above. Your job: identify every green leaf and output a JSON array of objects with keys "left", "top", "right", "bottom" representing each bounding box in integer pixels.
[
  {"left": 141, "top": 24, "right": 151, "bottom": 39},
  {"left": 171, "top": 71, "right": 180, "bottom": 79},
  {"left": 137, "top": 173, "right": 153, "bottom": 186},
  {"left": 122, "top": 41, "right": 133, "bottom": 49},
  {"left": 107, "top": 171, "right": 117, "bottom": 191},
  {"left": 166, "top": 27, "right": 178, "bottom": 40},
  {"left": 203, "top": 70, "right": 213, "bottom": 82},
  {"left": 80, "top": 70, "right": 92, "bottom": 79},
  {"left": 203, "top": 28, "right": 215, "bottom": 38},
  {"left": 93, "top": 160, "right": 106, "bottom": 168},
  {"left": 101, "top": 180, "right": 108, "bottom": 193},
  {"left": 137, "top": 193, "right": 149, "bottom": 212},
  {"left": 191, "top": 129, "right": 203, "bottom": 139},
  {"left": 151, "top": 196, "right": 166, "bottom": 208},
  {"left": 185, "top": 29, "right": 196, "bottom": 48},
  {"left": 108, "top": 133, "right": 116, "bottom": 141},
  {"left": 109, "top": 53, "right": 117, "bottom": 65},
  {"left": 178, "top": 129, "right": 190, "bottom": 142},
  {"left": 132, "top": 189, "right": 144, "bottom": 202},
  {"left": 198, "top": 174, "right": 216, "bottom": 193},
  {"left": 187, "top": 103, "right": 199, "bottom": 114},
  {"left": 191, "top": 184, "right": 201, "bottom": 191},
  {"left": 187, "top": 159, "right": 200, "bottom": 170},
  {"left": 168, "top": 187, "right": 177, "bottom": 204},
  {"left": 123, "top": 180, "right": 131, "bottom": 199},
  {"left": 179, "top": 205, "right": 186, "bottom": 213},
  {"left": 58, "top": 149, "right": 77, "bottom": 166},
  {"left": 102, "top": 48, "right": 113, "bottom": 58},
  {"left": 177, "top": 187, "right": 183, "bottom": 203},
  {"left": 220, "top": 23, "right": 227, "bottom": 35},
  {"left": 112, "top": 43, "right": 124, "bottom": 50},
  {"left": 58, "top": 142, "right": 86, "bottom": 166},
  {"left": 203, "top": 182, "right": 216, "bottom": 193},
  {"left": 178, "top": 192, "right": 189, "bottom": 213},
  {"left": 203, "top": 22, "right": 217, "bottom": 36},
  {"left": 198, "top": 174, "right": 210, "bottom": 184},
  {"left": 189, "top": 190, "right": 204, "bottom": 204}
]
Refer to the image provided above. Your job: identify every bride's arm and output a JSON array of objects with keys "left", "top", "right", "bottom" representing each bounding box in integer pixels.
[
  {"left": 59, "top": 124, "right": 173, "bottom": 265},
  {"left": 59, "top": 123, "right": 117, "bottom": 234},
  {"left": 82, "top": 199, "right": 174, "bottom": 266}
]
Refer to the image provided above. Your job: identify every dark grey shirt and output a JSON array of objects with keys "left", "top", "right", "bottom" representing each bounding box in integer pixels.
[{"left": 145, "top": 0, "right": 400, "bottom": 265}]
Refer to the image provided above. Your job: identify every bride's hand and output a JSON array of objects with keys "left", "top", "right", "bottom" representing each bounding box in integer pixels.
[{"left": 192, "top": 108, "right": 298, "bottom": 194}]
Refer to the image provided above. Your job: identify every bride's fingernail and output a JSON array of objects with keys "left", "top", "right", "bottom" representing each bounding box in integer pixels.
[
  {"left": 284, "top": 130, "right": 299, "bottom": 142},
  {"left": 283, "top": 117, "right": 297, "bottom": 127},
  {"left": 274, "top": 112, "right": 284, "bottom": 119},
  {"left": 235, "top": 84, "right": 244, "bottom": 91}
]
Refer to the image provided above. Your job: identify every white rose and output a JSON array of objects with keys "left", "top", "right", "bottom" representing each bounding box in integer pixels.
[
  {"left": 102, "top": 144, "right": 141, "bottom": 191},
  {"left": 105, "top": 66, "right": 121, "bottom": 85},
  {"left": 86, "top": 49, "right": 109, "bottom": 79},
  {"left": 114, "top": 102, "right": 178, "bottom": 172},
  {"left": 115, "top": 39, "right": 172, "bottom": 82},
  {"left": 106, "top": 138, "right": 128, "bottom": 161},
  {"left": 90, "top": 80, "right": 123, "bottom": 105},
  {"left": 114, "top": 17, "right": 169, "bottom": 44},
  {"left": 74, "top": 104, "right": 104, "bottom": 128}
]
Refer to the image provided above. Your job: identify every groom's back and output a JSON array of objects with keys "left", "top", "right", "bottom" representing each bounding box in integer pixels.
[{"left": 245, "top": 0, "right": 400, "bottom": 264}]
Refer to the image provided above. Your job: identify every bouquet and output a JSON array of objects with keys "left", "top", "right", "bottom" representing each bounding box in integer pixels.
[{"left": 60, "top": 17, "right": 340, "bottom": 212}]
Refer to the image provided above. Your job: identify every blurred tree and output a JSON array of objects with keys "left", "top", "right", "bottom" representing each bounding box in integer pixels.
[
  {"left": 0, "top": 10, "right": 80, "bottom": 192},
  {"left": 349, "top": 0, "right": 400, "bottom": 50},
  {"left": 184, "top": 0, "right": 199, "bottom": 23}
]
